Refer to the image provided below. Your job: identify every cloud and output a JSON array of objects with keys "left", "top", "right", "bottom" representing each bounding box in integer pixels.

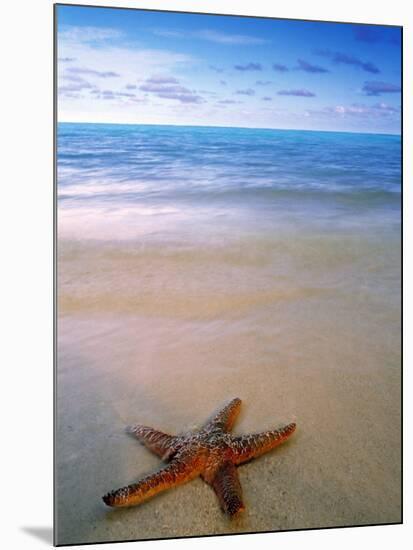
[
  {"left": 140, "top": 83, "right": 187, "bottom": 94},
  {"left": 333, "top": 53, "right": 379, "bottom": 73},
  {"left": 59, "top": 66, "right": 120, "bottom": 98},
  {"left": 58, "top": 24, "right": 214, "bottom": 122},
  {"left": 66, "top": 67, "right": 120, "bottom": 78},
  {"left": 195, "top": 29, "right": 268, "bottom": 45},
  {"left": 58, "top": 24, "right": 196, "bottom": 113},
  {"left": 209, "top": 65, "right": 224, "bottom": 73},
  {"left": 117, "top": 92, "right": 137, "bottom": 98},
  {"left": 125, "top": 84, "right": 137, "bottom": 90},
  {"left": 256, "top": 80, "right": 272, "bottom": 86},
  {"left": 58, "top": 57, "right": 76, "bottom": 63},
  {"left": 61, "top": 73, "right": 88, "bottom": 83},
  {"left": 101, "top": 90, "right": 116, "bottom": 100},
  {"left": 59, "top": 77, "right": 95, "bottom": 95},
  {"left": 272, "top": 63, "right": 289, "bottom": 72},
  {"left": 58, "top": 26, "right": 194, "bottom": 79},
  {"left": 58, "top": 26, "right": 122, "bottom": 45},
  {"left": 353, "top": 27, "right": 383, "bottom": 43},
  {"left": 156, "top": 92, "right": 203, "bottom": 103},
  {"left": 217, "top": 99, "right": 240, "bottom": 105},
  {"left": 90, "top": 89, "right": 142, "bottom": 102},
  {"left": 234, "top": 88, "right": 255, "bottom": 96},
  {"left": 316, "top": 50, "right": 380, "bottom": 74},
  {"left": 362, "top": 81, "right": 401, "bottom": 96},
  {"left": 262, "top": 96, "right": 272, "bottom": 101},
  {"left": 296, "top": 59, "right": 329, "bottom": 73},
  {"left": 372, "top": 102, "right": 399, "bottom": 113},
  {"left": 59, "top": 71, "right": 96, "bottom": 95},
  {"left": 139, "top": 75, "right": 205, "bottom": 104},
  {"left": 353, "top": 26, "right": 401, "bottom": 46},
  {"left": 198, "top": 90, "right": 218, "bottom": 97},
  {"left": 151, "top": 29, "right": 183, "bottom": 39},
  {"left": 234, "top": 63, "right": 262, "bottom": 71},
  {"left": 145, "top": 75, "right": 179, "bottom": 85},
  {"left": 153, "top": 28, "right": 269, "bottom": 45},
  {"left": 278, "top": 89, "right": 315, "bottom": 97},
  {"left": 331, "top": 105, "right": 370, "bottom": 115},
  {"left": 363, "top": 63, "right": 380, "bottom": 74},
  {"left": 59, "top": 83, "right": 92, "bottom": 94},
  {"left": 220, "top": 80, "right": 227, "bottom": 86},
  {"left": 308, "top": 102, "right": 400, "bottom": 119}
]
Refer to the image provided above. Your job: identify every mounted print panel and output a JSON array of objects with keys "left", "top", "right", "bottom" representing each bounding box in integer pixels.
[{"left": 54, "top": 3, "right": 402, "bottom": 546}]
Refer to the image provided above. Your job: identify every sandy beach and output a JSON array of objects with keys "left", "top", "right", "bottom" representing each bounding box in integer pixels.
[{"left": 56, "top": 227, "right": 401, "bottom": 545}]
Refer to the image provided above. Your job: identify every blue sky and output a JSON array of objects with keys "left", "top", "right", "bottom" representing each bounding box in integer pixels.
[{"left": 57, "top": 4, "right": 402, "bottom": 134}]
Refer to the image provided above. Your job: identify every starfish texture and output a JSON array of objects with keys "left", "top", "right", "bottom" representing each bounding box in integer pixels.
[{"left": 103, "top": 398, "right": 296, "bottom": 517}]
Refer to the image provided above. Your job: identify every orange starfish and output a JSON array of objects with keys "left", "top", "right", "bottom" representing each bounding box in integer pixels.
[{"left": 102, "top": 398, "right": 296, "bottom": 517}]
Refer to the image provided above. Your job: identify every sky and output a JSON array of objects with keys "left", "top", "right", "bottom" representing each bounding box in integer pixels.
[{"left": 57, "top": 4, "right": 402, "bottom": 134}]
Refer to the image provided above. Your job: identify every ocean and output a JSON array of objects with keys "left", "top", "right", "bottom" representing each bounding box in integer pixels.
[
  {"left": 56, "top": 122, "right": 401, "bottom": 544},
  {"left": 58, "top": 123, "right": 400, "bottom": 240}
]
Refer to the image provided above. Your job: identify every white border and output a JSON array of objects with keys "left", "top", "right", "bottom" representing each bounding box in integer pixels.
[{"left": 1, "top": 1, "right": 410, "bottom": 549}]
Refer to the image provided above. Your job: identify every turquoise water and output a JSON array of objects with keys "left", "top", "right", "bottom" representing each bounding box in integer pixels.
[{"left": 57, "top": 123, "right": 400, "bottom": 240}]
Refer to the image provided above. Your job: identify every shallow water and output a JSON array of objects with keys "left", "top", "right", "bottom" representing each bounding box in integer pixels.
[{"left": 56, "top": 123, "right": 401, "bottom": 545}]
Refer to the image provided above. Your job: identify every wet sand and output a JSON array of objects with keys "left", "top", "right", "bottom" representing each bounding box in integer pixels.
[{"left": 56, "top": 229, "right": 401, "bottom": 545}]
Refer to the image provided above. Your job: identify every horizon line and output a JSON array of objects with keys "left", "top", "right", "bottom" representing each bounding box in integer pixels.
[{"left": 57, "top": 120, "right": 401, "bottom": 138}]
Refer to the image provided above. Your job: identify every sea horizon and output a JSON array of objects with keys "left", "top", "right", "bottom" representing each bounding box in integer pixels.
[{"left": 57, "top": 120, "right": 402, "bottom": 138}]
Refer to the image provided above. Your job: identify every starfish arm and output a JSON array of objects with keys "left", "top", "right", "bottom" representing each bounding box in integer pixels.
[
  {"left": 231, "top": 422, "right": 296, "bottom": 465},
  {"left": 210, "top": 462, "right": 245, "bottom": 517},
  {"left": 203, "top": 398, "right": 242, "bottom": 432},
  {"left": 102, "top": 450, "right": 203, "bottom": 508},
  {"left": 126, "top": 424, "right": 179, "bottom": 460}
]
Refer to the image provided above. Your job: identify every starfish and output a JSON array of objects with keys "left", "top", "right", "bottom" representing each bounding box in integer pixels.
[{"left": 103, "top": 398, "right": 296, "bottom": 517}]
